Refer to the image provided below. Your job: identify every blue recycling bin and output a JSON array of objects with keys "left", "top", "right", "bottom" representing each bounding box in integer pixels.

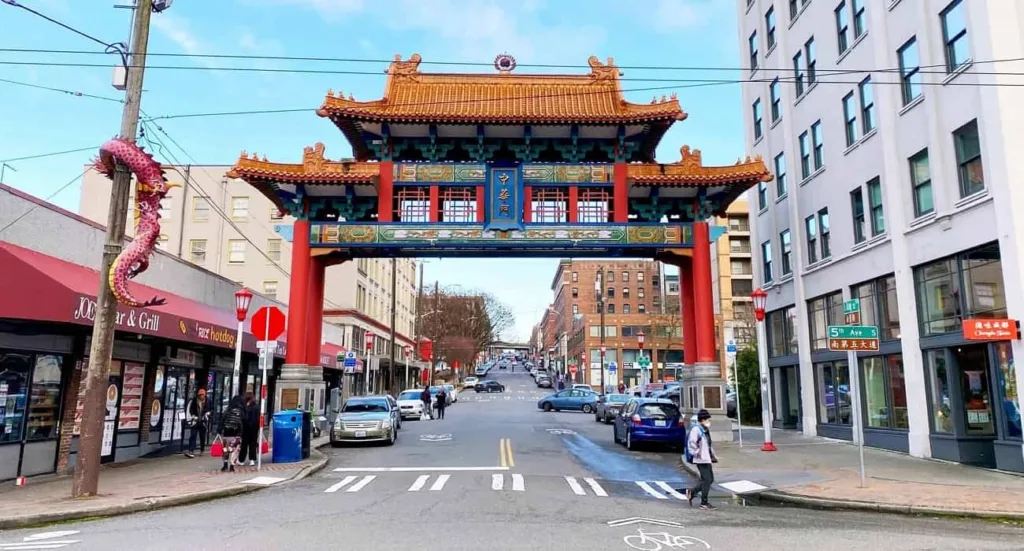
[{"left": 272, "top": 410, "right": 302, "bottom": 463}]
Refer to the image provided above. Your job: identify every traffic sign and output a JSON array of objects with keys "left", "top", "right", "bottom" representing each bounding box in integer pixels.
[
  {"left": 845, "top": 311, "right": 861, "bottom": 325},
  {"left": 726, "top": 340, "right": 737, "bottom": 353},
  {"left": 827, "top": 325, "right": 879, "bottom": 352},
  {"left": 843, "top": 299, "right": 860, "bottom": 314},
  {"left": 343, "top": 351, "right": 357, "bottom": 368},
  {"left": 251, "top": 306, "right": 285, "bottom": 341},
  {"left": 608, "top": 361, "right": 617, "bottom": 372}
]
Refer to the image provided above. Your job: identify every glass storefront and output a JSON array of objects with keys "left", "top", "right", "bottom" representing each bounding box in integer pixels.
[
  {"left": 859, "top": 354, "right": 908, "bottom": 430},
  {"left": 815, "top": 360, "right": 851, "bottom": 426},
  {"left": 956, "top": 344, "right": 996, "bottom": 436},
  {"left": 771, "top": 365, "right": 800, "bottom": 428},
  {"left": 0, "top": 350, "right": 66, "bottom": 480},
  {"left": 994, "top": 343, "right": 1021, "bottom": 439}
]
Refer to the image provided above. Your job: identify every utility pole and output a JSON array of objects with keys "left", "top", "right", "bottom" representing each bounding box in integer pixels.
[
  {"left": 73, "top": 0, "right": 154, "bottom": 498},
  {"left": 597, "top": 266, "right": 606, "bottom": 394},
  {"left": 415, "top": 262, "right": 424, "bottom": 386},
  {"left": 388, "top": 258, "right": 398, "bottom": 395},
  {"left": 430, "top": 280, "right": 439, "bottom": 387}
]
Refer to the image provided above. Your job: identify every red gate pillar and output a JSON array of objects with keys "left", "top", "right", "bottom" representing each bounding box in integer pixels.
[
  {"left": 691, "top": 221, "right": 717, "bottom": 364},
  {"left": 378, "top": 160, "right": 394, "bottom": 222},
  {"left": 285, "top": 218, "right": 311, "bottom": 365},
  {"left": 678, "top": 257, "right": 697, "bottom": 365},
  {"left": 612, "top": 162, "right": 627, "bottom": 223},
  {"left": 305, "top": 256, "right": 326, "bottom": 367}
]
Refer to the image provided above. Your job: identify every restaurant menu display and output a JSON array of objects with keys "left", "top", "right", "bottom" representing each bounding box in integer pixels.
[
  {"left": 118, "top": 363, "right": 145, "bottom": 431},
  {"left": 72, "top": 360, "right": 87, "bottom": 436}
]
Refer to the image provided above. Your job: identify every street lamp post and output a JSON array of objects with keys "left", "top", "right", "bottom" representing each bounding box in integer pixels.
[
  {"left": 404, "top": 345, "right": 411, "bottom": 389},
  {"left": 637, "top": 330, "right": 646, "bottom": 390},
  {"left": 232, "top": 288, "right": 253, "bottom": 397},
  {"left": 596, "top": 268, "right": 606, "bottom": 393},
  {"left": 751, "top": 288, "right": 777, "bottom": 452},
  {"left": 365, "top": 330, "right": 376, "bottom": 394}
]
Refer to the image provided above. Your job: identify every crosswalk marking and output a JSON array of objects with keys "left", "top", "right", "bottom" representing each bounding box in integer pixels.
[
  {"left": 511, "top": 473, "right": 525, "bottom": 492},
  {"left": 654, "top": 481, "right": 687, "bottom": 500},
  {"left": 565, "top": 476, "right": 586, "bottom": 495},
  {"left": 347, "top": 475, "right": 376, "bottom": 492},
  {"left": 585, "top": 477, "right": 608, "bottom": 497},
  {"left": 491, "top": 474, "right": 503, "bottom": 491},
  {"left": 324, "top": 475, "right": 358, "bottom": 493},
  {"left": 430, "top": 474, "right": 450, "bottom": 491},
  {"left": 408, "top": 475, "right": 430, "bottom": 492},
  {"left": 635, "top": 481, "right": 669, "bottom": 499}
]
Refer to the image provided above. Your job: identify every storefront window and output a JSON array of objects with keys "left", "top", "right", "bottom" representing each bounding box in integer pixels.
[
  {"left": 879, "top": 276, "right": 901, "bottom": 340},
  {"left": 808, "top": 298, "right": 828, "bottom": 351},
  {"left": 0, "top": 352, "right": 31, "bottom": 443},
  {"left": 927, "top": 350, "right": 953, "bottom": 433},
  {"left": 962, "top": 244, "right": 1005, "bottom": 319},
  {"left": 861, "top": 357, "right": 888, "bottom": 428},
  {"left": 994, "top": 343, "right": 1020, "bottom": 439},
  {"left": 785, "top": 307, "right": 798, "bottom": 354},
  {"left": 27, "top": 355, "right": 63, "bottom": 440},
  {"left": 816, "top": 360, "right": 851, "bottom": 425},
  {"left": 915, "top": 258, "right": 961, "bottom": 336},
  {"left": 888, "top": 355, "right": 909, "bottom": 429},
  {"left": 768, "top": 309, "right": 787, "bottom": 357},
  {"left": 956, "top": 344, "right": 996, "bottom": 436},
  {"left": 851, "top": 282, "right": 879, "bottom": 331}
]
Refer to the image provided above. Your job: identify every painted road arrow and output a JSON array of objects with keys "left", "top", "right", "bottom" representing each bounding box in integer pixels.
[{"left": 607, "top": 517, "right": 683, "bottom": 528}]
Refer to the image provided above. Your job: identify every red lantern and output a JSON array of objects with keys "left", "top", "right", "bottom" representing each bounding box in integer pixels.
[
  {"left": 637, "top": 331, "right": 646, "bottom": 349},
  {"left": 751, "top": 288, "right": 768, "bottom": 322},
  {"left": 365, "top": 331, "right": 375, "bottom": 352},
  {"left": 234, "top": 288, "right": 253, "bottom": 322}
]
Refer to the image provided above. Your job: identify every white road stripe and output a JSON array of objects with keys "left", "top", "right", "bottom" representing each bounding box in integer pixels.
[
  {"left": 491, "top": 474, "right": 504, "bottom": 490},
  {"left": 565, "top": 476, "right": 586, "bottom": 495},
  {"left": 0, "top": 544, "right": 80, "bottom": 550},
  {"left": 334, "top": 466, "right": 508, "bottom": 472},
  {"left": 430, "top": 474, "right": 450, "bottom": 491},
  {"left": 408, "top": 475, "right": 430, "bottom": 492},
  {"left": 511, "top": 473, "right": 525, "bottom": 492},
  {"left": 324, "top": 475, "right": 357, "bottom": 493},
  {"left": 584, "top": 477, "right": 608, "bottom": 497},
  {"left": 654, "top": 481, "right": 687, "bottom": 500},
  {"left": 346, "top": 475, "right": 376, "bottom": 492},
  {"left": 636, "top": 481, "right": 669, "bottom": 499}
]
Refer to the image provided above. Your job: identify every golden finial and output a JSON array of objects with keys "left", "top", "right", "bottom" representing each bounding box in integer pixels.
[
  {"left": 327, "top": 89, "right": 335, "bottom": 97},
  {"left": 262, "top": 156, "right": 268, "bottom": 162},
  {"left": 240, "top": 150, "right": 248, "bottom": 158},
  {"left": 745, "top": 155, "right": 752, "bottom": 163},
  {"left": 348, "top": 94, "right": 355, "bottom": 101},
  {"left": 754, "top": 154, "right": 763, "bottom": 161},
  {"left": 661, "top": 95, "right": 667, "bottom": 102},
  {"left": 651, "top": 97, "right": 657, "bottom": 104},
  {"left": 670, "top": 93, "right": 678, "bottom": 100},
  {"left": 252, "top": 152, "right": 259, "bottom": 160}
]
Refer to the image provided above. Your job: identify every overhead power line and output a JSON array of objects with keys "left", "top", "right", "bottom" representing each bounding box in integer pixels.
[
  {"left": 0, "top": 145, "right": 100, "bottom": 164},
  {"left": 0, "top": 2, "right": 128, "bottom": 67},
  {"left": 0, "top": 172, "right": 84, "bottom": 235},
  {"left": 0, "top": 76, "right": 124, "bottom": 103}
]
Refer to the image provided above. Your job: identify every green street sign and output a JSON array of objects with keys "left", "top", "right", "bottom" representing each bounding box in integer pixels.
[
  {"left": 827, "top": 325, "right": 878, "bottom": 339},
  {"left": 637, "top": 356, "right": 651, "bottom": 368},
  {"left": 843, "top": 299, "right": 861, "bottom": 314}
]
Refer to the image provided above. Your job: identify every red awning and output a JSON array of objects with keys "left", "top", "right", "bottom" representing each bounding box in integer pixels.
[
  {"left": 0, "top": 242, "right": 259, "bottom": 352},
  {"left": 321, "top": 342, "right": 346, "bottom": 370}
]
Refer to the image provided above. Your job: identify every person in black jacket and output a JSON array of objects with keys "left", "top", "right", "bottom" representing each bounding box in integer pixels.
[
  {"left": 435, "top": 388, "right": 447, "bottom": 420},
  {"left": 184, "top": 388, "right": 212, "bottom": 458},
  {"left": 238, "top": 390, "right": 260, "bottom": 466},
  {"left": 219, "top": 394, "right": 245, "bottom": 472}
]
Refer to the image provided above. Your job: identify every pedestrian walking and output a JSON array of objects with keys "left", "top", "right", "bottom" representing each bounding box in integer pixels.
[
  {"left": 435, "top": 388, "right": 447, "bottom": 420},
  {"left": 685, "top": 409, "right": 718, "bottom": 509},
  {"left": 618, "top": 383, "right": 626, "bottom": 394},
  {"left": 557, "top": 379, "right": 565, "bottom": 391},
  {"left": 218, "top": 394, "right": 245, "bottom": 472},
  {"left": 238, "top": 390, "right": 260, "bottom": 466},
  {"left": 420, "top": 387, "right": 433, "bottom": 420},
  {"left": 184, "top": 388, "right": 212, "bottom": 458}
]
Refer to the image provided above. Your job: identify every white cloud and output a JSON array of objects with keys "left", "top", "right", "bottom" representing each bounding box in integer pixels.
[
  {"left": 640, "top": 0, "right": 712, "bottom": 32},
  {"left": 151, "top": 13, "right": 212, "bottom": 64},
  {"left": 253, "top": 0, "right": 365, "bottom": 21}
]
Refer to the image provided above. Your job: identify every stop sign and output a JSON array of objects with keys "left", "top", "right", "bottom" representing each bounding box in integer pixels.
[
  {"left": 251, "top": 306, "right": 286, "bottom": 341},
  {"left": 569, "top": 365, "right": 577, "bottom": 376}
]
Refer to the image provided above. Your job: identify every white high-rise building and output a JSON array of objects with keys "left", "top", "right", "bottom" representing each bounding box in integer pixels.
[{"left": 737, "top": 0, "right": 1023, "bottom": 472}]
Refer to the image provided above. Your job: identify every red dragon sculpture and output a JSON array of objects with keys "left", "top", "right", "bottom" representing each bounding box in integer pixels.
[{"left": 93, "top": 138, "right": 179, "bottom": 308}]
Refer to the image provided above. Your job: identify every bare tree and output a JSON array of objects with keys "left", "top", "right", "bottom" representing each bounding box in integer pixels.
[{"left": 418, "top": 285, "right": 515, "bottom": 369}]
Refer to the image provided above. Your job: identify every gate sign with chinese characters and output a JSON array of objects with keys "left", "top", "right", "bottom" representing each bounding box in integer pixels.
[
  {"left": 963, "top": 318, "right": 1020, "bottom": 341},
  {"left": 827, "top": 325, "right": 879, "bottom": 352},
  {"left": 486, "top": 166, "right": 523, "bottom": 231}
]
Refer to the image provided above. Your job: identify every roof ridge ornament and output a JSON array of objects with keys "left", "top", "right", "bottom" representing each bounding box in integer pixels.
[
  {"left": 494, "top": 53, "right": 517, "bottom": 74},
  {"left": 679, "top": 145, "right": 702, "bottom": 169},
  {"left": 389, "top": 53, "right": 422, "bottom": 78},
  {"left": 303, "top": 142, "right": 328, "bottom": 172},
  {"left": 587, "top": 55, "right": 621, "bottom": 81}
]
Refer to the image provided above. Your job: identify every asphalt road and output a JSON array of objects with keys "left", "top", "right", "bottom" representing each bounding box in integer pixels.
[{"left": 3, "top": 370, "right": 1022, "bottom": 550}]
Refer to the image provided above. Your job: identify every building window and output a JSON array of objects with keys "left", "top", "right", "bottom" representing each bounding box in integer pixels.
[
  {"left": 638, "top": 287, "right": 645, "bottom": 298},
  {"left": 809, "top": 291, "right": 844, "bottom": 351},
  {"left": 774, "top": 153, "right": 787, "bottom": 197},
  {"left": 867, "top": 177, "right": 885, "bottom": 235},
  {"left": 953, "top": 119, "right": 984, "bottom": 198},
  {"left": 266, "top": 238, "right": 282, "bottom": 263},
  {"left": 749, "top": 31, "right": 759, "bottom": 71},
  {"left": 767, "top": 306, "right": 798, "bottom": 357},
  {"left": 898, "top": 37, "right": 922, "bottom": 105},
  {"left": 572, "top": 271, "right": 578, "bottom": 282},
  {"left": 850, "top": 188, "right": 866, "bottom": 244},
  {"left": 729, "top": 216, "right": 750, "bottom": 232},
  {"left": 994, "top": 342, "right": 1021, "bottom": 439},
  {"left": 572, "top": 287, "right": 578, "bottom": 298},
  {"left": 623, "top": 304, "right": 631, "bottom": 314},
  {"left": 638, "top": 304, "right": 646, "bottom": 314},
  {"left": 192, "top": 197, "right": 210, "bottom": 221},
  {"left": 805, "top": 37, "right": 817, "bottom": 85},
  {"left": 915, "top": 257, "right": 961, "bottom": 336},
  {"left": 780, "top": 230, "right": 792, "bottom": 276},
  {"left": 607, "top": 287, "right": 615, "bottom": 298},
  {"left": 188, "top": 239, "right": 206, "bottom": 264},
  {"left": 270, "top": 205, "right": 283, "bottom": 220},
  {"left": 622, "top": 271, "right": 629, "bottom": 282},
  {"left": 607, "top": 304, "right": 615, "bottom": 314},
  {"left": 799, "top": 131, "right": 811, "bottom": 179},
  {"left": 852, "top": 0, "right": 866, "bottom": 37},
  {"left": 757, "top": 182, "right": 768, "bottom": 210},
  {"left": 761, "top": 240, "right": 774, "bottom": 283},
  {"left": 850, "top": 275, "right": 898, "bottom": 340},
  {"left": 231, "top": 197, "right": 249, "bottom": 220},
  {"left": 573, "top": 304, "right": 579, "bottom": 315},
  {"left": 765, "top": 6, "right": 777, "bottom": 49},
  {"left": 532, "top": 188, "right": 568, "bottom": 223},
  {"left": 752, "top": 99, "right": 763, "bottom": 140},
  {"left": 441, "top": 187, "right": 477, "bottom": 222},
  {"left": 817, "top": 360, "right": 852, "bottom": 425},
  {"left": 859, "top": 77, "right": 875, "bottom": 134},
  {"left": 793, "top": 50, "right": 805, "bottom": 97},
  {"left": 732, "top": 279, "right": 753, "bottom": 297},
  {"left": 835, "top": 1, "right": 849, "bottom": 55},
  {"left": 805, "top": 214, "right": 818, "bottom": 264},
  {"left": 637, "top": 271, "right": 644, "bottom": 283},
  {"left": 397, "top": 187, "right": 430, "bottom": 222},
  {"left": 811, "top": 121, "right": 824, "bottom": 170},
  {"left": 228, "top": 239, "right": 246, "bottom": 263},
  {"left": 262, "top": 280, "right": 278, "bottom": 300},
  {"left": 623, "top": 287, "right": 631, "bottom": 298},
  {"left": 842, "top": 92, "right": 858, "bottom": 147},
  {"left": 941, "top": 0, "right": 969, "bottom": 72},
  {"left": 926, "top": 350, "right": 953, "bottom": 433},
  {"left": 158, "top": 199, "right": 171, "bottom": 221},
  {"left": 731, "top": 258, "right": 752, "bottom": 275},
  {"left": 606, "top": 270, "right": 615, "bottom": 283},
  {"left": 818, "top": 208, "right": 830, "bottom": 259},
  {"left": 769, "top": 79, "right": 782, "bottom": 122},
  {"left": 730, "top": 238, "right": 750, "bottom": 254},
  {"left": 909, "top": 149, "right": 934, "bottom": 217}
]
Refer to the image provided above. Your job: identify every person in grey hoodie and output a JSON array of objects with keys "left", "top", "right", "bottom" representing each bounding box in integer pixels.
[{"left": 685, "top": 409, "right": 718, "bottom": 509}]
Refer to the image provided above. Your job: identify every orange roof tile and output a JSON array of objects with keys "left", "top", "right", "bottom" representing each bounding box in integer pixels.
[
  {"left": 316, "top": 54, "right": 687, "bottom": 125},
  {"left": 628, "top": 146, "right": 773, "bottom": 186},
  {"left": 226, "top": 143, "right": 380, "bottom": 184}
]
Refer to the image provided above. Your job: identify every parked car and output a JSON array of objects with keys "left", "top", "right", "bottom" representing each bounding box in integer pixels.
[
  {"left": 594, "top": 393, "right": 630, "bottom": 423},
  {"left": 462, "top": 377, "right": 479, "bottom": 389},
  {"left": 331, "top": 395, "right": 401, "bottom": 446},
  {"left": 612, "top": 398, "right": 685, "bottom": 451},
  {"left": 536, "top": 376, "right": 553, "bottom": 389},
  {"left": 571, "top": 383, "right": 592, "bottom": 391},
  {"left": 650, "top": 387, "right": 681, "bottom": 406},
  {"left": 475, "top": 380, "right": 505, "bottom": 393},
  {"left": 537, "top": 388, "right": 599, "bottom": 413},
  {"left": 396, "top": 389, "right": 428, "bottom": 420}
]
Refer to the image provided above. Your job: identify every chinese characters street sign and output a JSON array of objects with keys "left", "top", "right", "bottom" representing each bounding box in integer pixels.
[
  {"left": 485, "top": 167, "right": 523, "bottom": 231},
  {"left": 827, "top": 325, "right": 878, "bottom": 352},
  {"left": 963, "top": 318, "right": 1020, "bottom": 341},
  {"left": 843, "top": 299, "right": 861, "bottom": 325}
]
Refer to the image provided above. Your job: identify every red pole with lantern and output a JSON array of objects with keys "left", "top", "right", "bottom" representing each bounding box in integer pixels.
[
  {"left": 232, "top": 288, "right": 253, "bottom": 397},
  {"left": 751, "top": 288, "right": 777, "bottom": 451}
]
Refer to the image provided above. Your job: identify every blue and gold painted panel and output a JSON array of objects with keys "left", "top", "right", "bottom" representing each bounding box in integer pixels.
[
  {"left": 522, "top": 164, "right": 611, "bottom": 184},
  {"left": 485, "top": 166, "right": 523, "bottom": 231},
  {"left": 394, "top": 163, "right": 486, "bottom": 183}
]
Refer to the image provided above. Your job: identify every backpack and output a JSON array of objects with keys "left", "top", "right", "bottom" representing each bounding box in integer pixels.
[
  {"left": 685, "top": 425, "right": 704, "bottom": 464},
  {"left": 222, "top": 405, "right": 243, "bottom": 433}
]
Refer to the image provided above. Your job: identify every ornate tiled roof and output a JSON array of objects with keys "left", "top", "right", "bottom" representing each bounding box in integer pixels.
[
  {"left": 628, "top": 146, "right": 773, "bottom": 186},
  {"left": 226, "top": 143, "right": 380, "bottom": 184},
  {"left": 316, "top": 54, "right": 687, "bottom": 125}
]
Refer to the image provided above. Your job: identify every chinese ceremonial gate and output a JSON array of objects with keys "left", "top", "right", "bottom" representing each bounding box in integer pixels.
[{"left": 227, "top": 54, "right": 772, "bottom": 413}]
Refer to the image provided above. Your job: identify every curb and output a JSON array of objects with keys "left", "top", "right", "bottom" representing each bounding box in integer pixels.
[
  {"left": 0, "top": 452, "right": 330, "bottom": 531},
  {"left": 678, "top": 461, "right": 1024, "bottom": 521}
]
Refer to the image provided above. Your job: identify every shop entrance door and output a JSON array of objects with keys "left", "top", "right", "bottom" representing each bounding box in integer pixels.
[
  {"left": 160, "top": 368, "right": 192, "bottom": 447},
  {"left": 954, "top": 344, "right": 996, "bottom": 436},
  {"left": 771, "top": 366, "right": 801, "bottom": 429}
]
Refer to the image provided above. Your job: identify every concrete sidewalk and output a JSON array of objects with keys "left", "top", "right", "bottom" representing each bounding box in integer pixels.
[
  {"left": 0, "top": 435, "right": 330, "bottom": 530},
  {"left": 681, "top": 428, "right": 1024, "bottom": 519}
]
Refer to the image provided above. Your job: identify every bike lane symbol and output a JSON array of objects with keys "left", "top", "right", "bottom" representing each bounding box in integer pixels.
[{"left": 622, "top": 528, "right": 711, "bottom": 550}]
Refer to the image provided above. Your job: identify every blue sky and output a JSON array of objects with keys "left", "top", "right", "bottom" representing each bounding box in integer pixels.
[{"left": 0, "top": 0, "right": 745, "bottom": 341}]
